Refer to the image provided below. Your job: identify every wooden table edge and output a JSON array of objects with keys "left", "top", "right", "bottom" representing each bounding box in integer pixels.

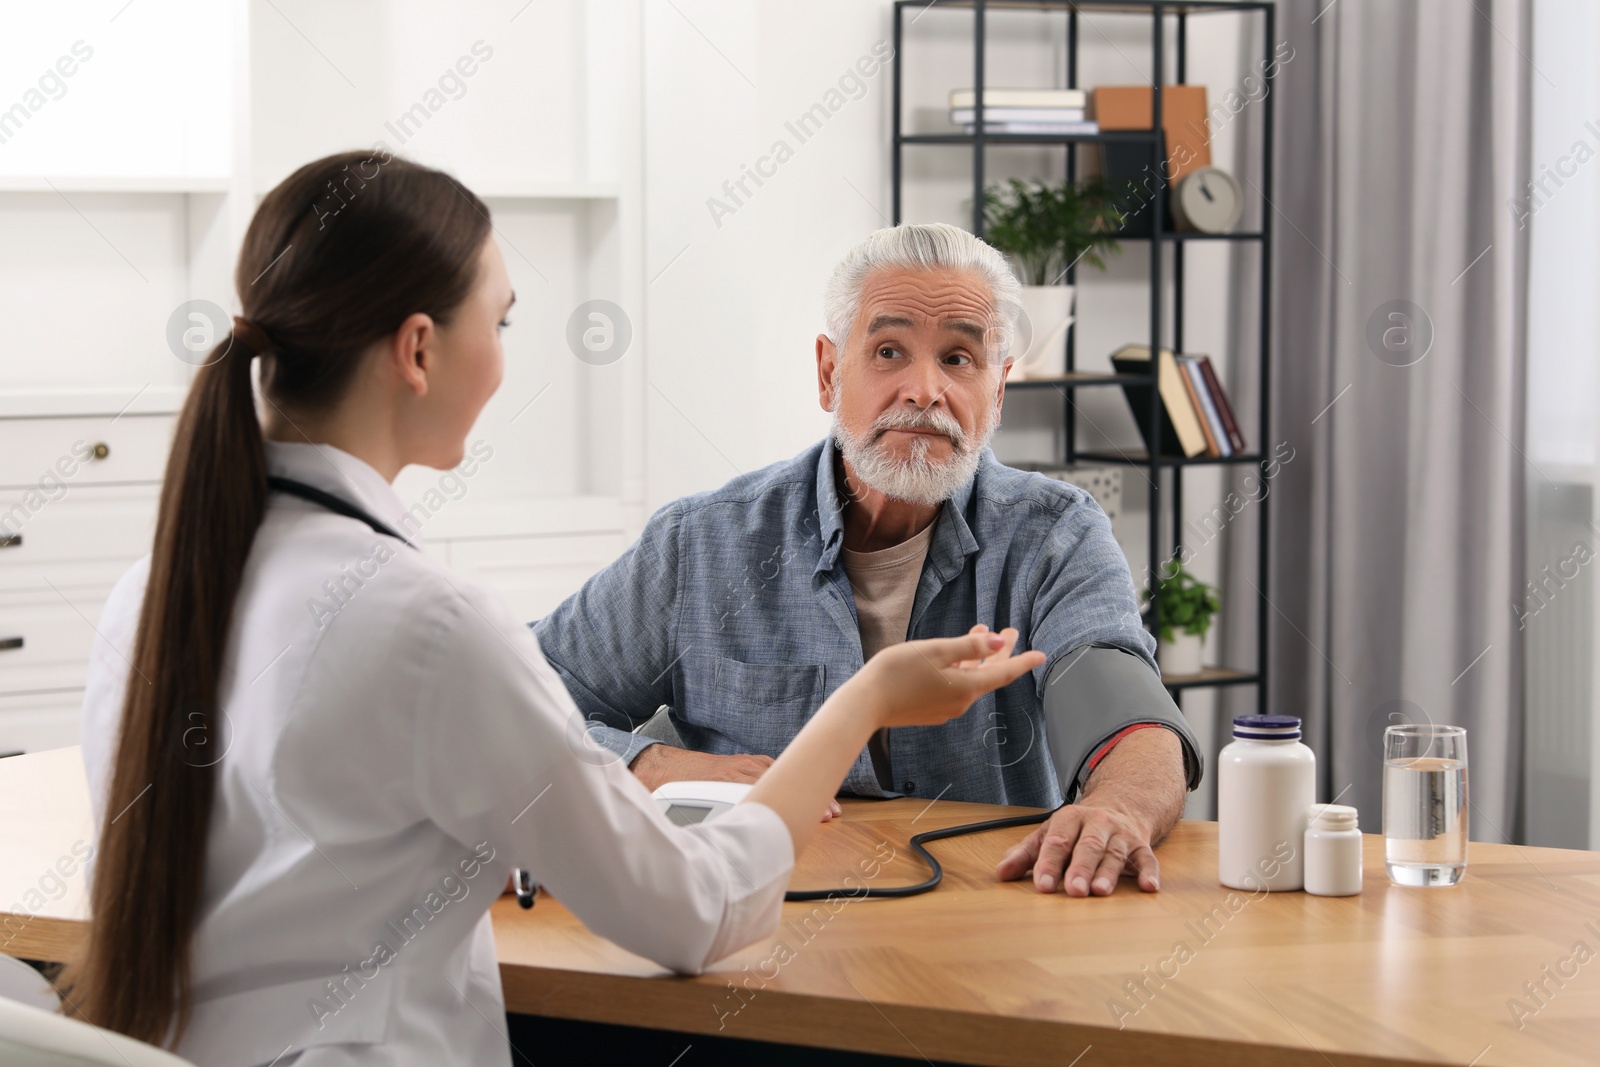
[
  {"left": 0, "top": 912, "right": 84, "bottom": 964},
  {"left": 497, "top": 959, "right": 1439, "bottom": 1067}
]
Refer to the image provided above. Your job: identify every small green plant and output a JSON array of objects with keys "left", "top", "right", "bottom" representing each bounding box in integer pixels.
[
  {"left": 1143, "top": 559, "right": 1221, "bottom": 643},
  {"left": 981, "top": 177, "right": 1123, "bottom": 285}
]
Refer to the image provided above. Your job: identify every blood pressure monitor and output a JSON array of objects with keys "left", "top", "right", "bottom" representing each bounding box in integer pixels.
[{"left": 652, "top": 780, "right": 753, "bottom": 826}]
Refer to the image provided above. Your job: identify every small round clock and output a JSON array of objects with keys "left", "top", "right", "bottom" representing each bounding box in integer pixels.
[{"left": 1173, "top": 166, "right": 1244, "bottom": 234}]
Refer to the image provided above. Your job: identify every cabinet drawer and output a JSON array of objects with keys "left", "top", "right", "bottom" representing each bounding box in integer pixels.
[
  {"left": 0, "top": 690, "right": 85, "bottom": 757},
  {"left": 0, "top": 486, "right": 158, "bottom": 590},
  {"left": 0, "top": 414, "right": 175, "bottom": 490},
  {"left": 0, "top": 588, "right": 111, "bottom": 697},
  {"left": 446, "top": 533, "right": 627, "bottom": 621}
]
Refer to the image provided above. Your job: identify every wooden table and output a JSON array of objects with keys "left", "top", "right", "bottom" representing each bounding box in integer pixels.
[{"left": 6, "top": 747, "right": 1600, "bottom": 1065}]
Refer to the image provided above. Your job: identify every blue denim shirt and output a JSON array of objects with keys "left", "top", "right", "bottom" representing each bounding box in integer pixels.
[{"left": 534, "top": 437, "right": 1190, "bottom": 808}]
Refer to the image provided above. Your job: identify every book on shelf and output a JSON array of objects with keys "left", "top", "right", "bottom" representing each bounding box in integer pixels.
[
  {"left": 1108, "top": 344, "right": 1208, "bottom": 459},
  {"left": 1195, "top": 355, "right": 1246, "bottom": 452},
  {"left": 1177, "top": 356, "right": 1230, "bottom": 457},
  {"left": 1091, "top": 84, "right": 1213, "bottom": 183},
  {"left": 1108, "top": 345, "right": 1248, "bottom": 459},
  {"left": 949, "top": 88, "right": 1088, "bottom": 110},
  {"left": 959, "top": 120, "right": 1101, "bottom": 135},
  {"left": 949, "top": 106, "right": 1087, "bottom": 124}
]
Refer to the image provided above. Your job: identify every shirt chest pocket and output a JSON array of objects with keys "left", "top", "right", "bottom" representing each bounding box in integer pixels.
[{"left": 674, "top": 652, "right": 828, "bottom": 756}]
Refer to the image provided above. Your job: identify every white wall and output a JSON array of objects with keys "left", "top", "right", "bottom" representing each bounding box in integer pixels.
[
  {"left": 641, "top": 4, "right": 1255, "bottom": 503},
  {"left": 0, "top": 3, "right": 233, "bottom": 178},
  {"left": 248, "top": 0, "right": 635, "bottom": 509},
  {"left": 0, "top": 2, "right": 236, "bottom": 397},
  {"left": 640, "top": 1, "right": 884, "bottom": 506}
]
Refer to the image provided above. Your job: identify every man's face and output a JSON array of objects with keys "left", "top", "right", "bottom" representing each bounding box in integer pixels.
[{"left": 817, "top": 267, "right": 1009, "bottom": 505}]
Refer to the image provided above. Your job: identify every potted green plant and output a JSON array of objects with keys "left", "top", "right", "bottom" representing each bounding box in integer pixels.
[
  {"left": 982, "top": 177, "right": 1122, "bottom": 379},
  {"left": 1142, "top": 559, "right": 1220, "bottom": 675}
]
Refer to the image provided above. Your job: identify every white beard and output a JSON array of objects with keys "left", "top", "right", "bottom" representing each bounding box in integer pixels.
[{"left": 831, "top": 393, "right": 996, "bottom": 507}]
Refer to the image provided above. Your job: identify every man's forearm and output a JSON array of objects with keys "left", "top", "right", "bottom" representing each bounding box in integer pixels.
[{"left": 1077, "top": 726, "right": 1187, "bottom": 846}]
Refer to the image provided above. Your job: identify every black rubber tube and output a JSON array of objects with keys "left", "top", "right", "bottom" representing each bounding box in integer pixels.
[{"left": 783, "top": 809, "right": 1053, "bottom": 902}]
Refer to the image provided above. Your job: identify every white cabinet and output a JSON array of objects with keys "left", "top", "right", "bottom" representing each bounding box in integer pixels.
[
  {"left": 0, "top": 406, "right": 174, "bottom": 754},
  {"left": 416, "top": 495, "right": 633, "bottom": 623},
  {"left": 0, "top": 2, "right": 646, "bottom": 754},
  {"left": 0, "top": 415, "right": 175, "bottom": 490},
  {"left": 0, "top": 409, "right": 639, "bottom": 754},
  {"left": 445, "top": 533, "right": 629, "bottom": 622},
  {"left": 0, "top": 588, "right": 116, "bottom": 696},
  {"left": 0, "top": 691, "right": 92, "bottom": 758}
]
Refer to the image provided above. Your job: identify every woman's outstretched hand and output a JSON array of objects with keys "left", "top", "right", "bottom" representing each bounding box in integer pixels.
[
  {"left": 743, "top": 625, "right": 1045, "bottom": 868},
  {"left": 852, "top": 625, "right": 1045, "bottom": 729}
]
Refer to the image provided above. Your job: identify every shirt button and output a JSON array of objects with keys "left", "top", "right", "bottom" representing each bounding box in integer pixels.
[{"left": 902, "top": 780, "right": 916, "bottom": 794}]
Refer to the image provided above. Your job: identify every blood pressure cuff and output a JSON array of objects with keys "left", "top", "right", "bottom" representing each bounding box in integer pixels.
[{"left": 1043, "top": 645, "right": 1205, "bottom": 803}]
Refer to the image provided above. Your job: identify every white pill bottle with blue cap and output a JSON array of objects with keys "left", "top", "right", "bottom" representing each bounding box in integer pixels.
[{"left": 1217, "top": 715, "right": 1316, "bottom": 891}]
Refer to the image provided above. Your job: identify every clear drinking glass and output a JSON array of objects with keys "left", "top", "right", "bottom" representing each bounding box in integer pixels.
[{"left": 1382, "top": 724, "right": 1468, "bottom": 886}]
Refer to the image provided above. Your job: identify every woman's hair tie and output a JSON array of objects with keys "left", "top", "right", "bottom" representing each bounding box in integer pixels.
[{"left": 230, "top": 316, "right": 275, "bottom": 356}]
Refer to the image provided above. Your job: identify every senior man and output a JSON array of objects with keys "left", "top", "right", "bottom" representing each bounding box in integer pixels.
[{"left": 535, "top": 223, "right": 1202, "bottom": 897}]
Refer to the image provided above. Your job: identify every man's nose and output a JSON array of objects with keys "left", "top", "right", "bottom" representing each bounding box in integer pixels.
[{"left": 899, "top": 355, "right": 946, "bottom": 410}]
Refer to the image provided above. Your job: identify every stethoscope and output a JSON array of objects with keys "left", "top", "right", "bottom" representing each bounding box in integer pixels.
[
  {"left": 267, "top": 475, "right": 415, "bottom": 546},
  {"left": 268, "top": 475, "right": 541, "bottom": 910}
]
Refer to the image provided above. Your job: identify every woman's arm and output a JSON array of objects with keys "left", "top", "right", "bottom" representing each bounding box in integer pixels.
[
  {"left": 417, "top": 579, "right": 1041, "bottom": 974},
  {"left": 746, "top": 627, "right": 1042, "bottom": 859}
]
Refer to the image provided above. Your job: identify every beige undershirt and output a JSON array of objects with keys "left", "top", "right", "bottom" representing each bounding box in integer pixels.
[{"left": 841, "top": 520, "right": 937, "bottom": 791}]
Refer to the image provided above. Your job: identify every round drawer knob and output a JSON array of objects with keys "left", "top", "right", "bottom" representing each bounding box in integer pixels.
[{"left": 90, "top": 442, "right": 110, "bottom": 460}]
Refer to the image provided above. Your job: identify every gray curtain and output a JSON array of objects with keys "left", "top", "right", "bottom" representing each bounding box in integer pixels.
[{"left": 1217, "top": 0, "right": 1533, "bottom": 840}]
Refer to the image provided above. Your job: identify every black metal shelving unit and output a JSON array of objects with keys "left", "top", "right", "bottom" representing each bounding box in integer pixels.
[{"left": 892, "top": 0, "right": 1275, "bottom": 712}]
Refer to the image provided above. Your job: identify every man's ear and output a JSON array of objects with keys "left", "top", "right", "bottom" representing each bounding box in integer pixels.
[
  {"left": 816, "top": 334, "right": 839, "bottom": 413},
  {"left": 389, "top": 312, "right": 436, "bottom": 398}
]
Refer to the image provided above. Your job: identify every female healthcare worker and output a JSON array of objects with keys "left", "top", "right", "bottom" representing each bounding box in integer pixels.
[{"left": 61, "top": 150, "right": 1043, "bottom": 1066}]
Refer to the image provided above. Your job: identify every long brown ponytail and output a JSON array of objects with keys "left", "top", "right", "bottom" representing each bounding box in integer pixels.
[{"left": 61, "top": 150, "right": 491, "bottom": 1046}]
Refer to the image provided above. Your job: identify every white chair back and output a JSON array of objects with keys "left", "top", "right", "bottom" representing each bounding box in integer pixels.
[
  {"left": 0, "top": 956, "right": 58, "bottom": 1013},
  {"left": 0, "top": 994, "right": 198, "bottom": 1067}
]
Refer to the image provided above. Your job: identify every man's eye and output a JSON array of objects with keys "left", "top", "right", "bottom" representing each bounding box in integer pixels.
[
  {"left": 877, "top": 346, "right": 902, "bottom": 359},
  {"left": 945, "top": 353, "right": 972, "bottom": 367}
]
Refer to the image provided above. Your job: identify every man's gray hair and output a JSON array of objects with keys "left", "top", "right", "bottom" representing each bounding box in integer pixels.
[{"left": 822, "top": 222, "right": 1024, "bottom": 362}]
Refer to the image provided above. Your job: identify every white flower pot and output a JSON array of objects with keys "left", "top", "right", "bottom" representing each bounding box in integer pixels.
[
  {"left": 1011, "top": 285, "right": 1075, "bottom": 380},
  {"left": 1158, "top": 632, "right": 1205, "bottom": 676}
]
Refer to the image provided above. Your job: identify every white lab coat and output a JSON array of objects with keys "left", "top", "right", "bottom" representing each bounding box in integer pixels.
[{"left": 81, "top": 441, "right": 794, "bottom": 1067}]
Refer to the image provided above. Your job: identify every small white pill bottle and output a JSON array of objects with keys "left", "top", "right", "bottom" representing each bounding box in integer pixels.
[
  {"left": 1217, "top": 715, "right": 1316, "bottom": 891},
  {"left": 1304, "top": 803, "right": 1363, "bottom": 896}
]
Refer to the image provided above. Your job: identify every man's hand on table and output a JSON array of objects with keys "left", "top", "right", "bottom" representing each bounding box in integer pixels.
[
  {"left": 996, "top": 800, "right": 1160, "bottom": 896},
  {"left": 995, "top": 726, "right": 1186, "bottom": 896},
  {"left": 629, "top": 744, "right": 843, "bottom": 821}
]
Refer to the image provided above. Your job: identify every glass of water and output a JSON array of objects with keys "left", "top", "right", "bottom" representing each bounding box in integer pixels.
[{"left": 1383, "top": 724, "right": 1468, "bottom": 886}]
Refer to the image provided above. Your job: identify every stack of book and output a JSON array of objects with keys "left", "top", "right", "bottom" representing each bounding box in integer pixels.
[
  {"left": 948, "top": 88, "right": 1099, "bottom": 135},
  {"left": 1107, "top": 344, "right": 1246, "bottom": 459}
]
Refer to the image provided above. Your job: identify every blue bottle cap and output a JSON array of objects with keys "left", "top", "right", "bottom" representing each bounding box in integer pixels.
[{"left": 1232, "top": 715, "right": 1302, "bottom": 740}]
